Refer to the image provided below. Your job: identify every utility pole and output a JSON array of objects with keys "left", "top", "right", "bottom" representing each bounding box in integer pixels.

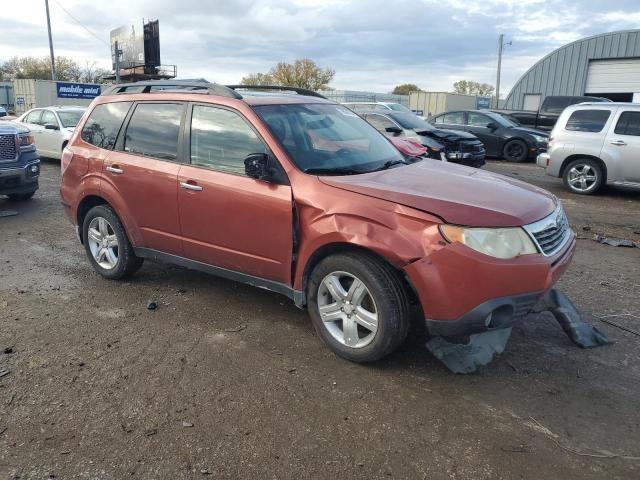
[
  {"left": 495, "top": 33, "right": 503, "bottom": 109},
  {"left": 114, "top": 41, "right": 121, "bottom": 83},
  {"left": 45, "top": 0, "right": 56, "bottom": 81},
  {"left": 495, "top": 33, "right": 512, "bottom": 108}
]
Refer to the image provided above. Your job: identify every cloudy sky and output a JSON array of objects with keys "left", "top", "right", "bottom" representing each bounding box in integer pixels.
[{"left": 2, "top": 0, "right": 640, "bottom": 95}]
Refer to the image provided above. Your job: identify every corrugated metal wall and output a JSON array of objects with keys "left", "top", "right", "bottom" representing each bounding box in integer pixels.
[
  {"left": 13, "top": 79, "right": 103, "bottom": 113},
  {"left": 504, "top": 30, "right": 640, "bottom": 110},
  {"left": 321, "top": 90, "right": 409, "bottom": 106}
]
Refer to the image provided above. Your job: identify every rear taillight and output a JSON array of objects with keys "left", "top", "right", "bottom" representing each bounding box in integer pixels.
[{"left": 61, "top": 147, "right": 74, "bottom": 174}]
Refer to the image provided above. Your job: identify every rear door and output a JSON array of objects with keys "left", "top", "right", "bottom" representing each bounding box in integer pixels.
[
  {"left": 465, "top": 111, "right": 499, "bottom": 156},
  {"left": 106, "top": 102, "right": 186, "bottom": 255},
  {"left": 605, "top": 109, "right": 640, "bottom": 183},
  {"left": 39, "top": 109, "right": 60, "bottom": 157},
  {"left": 435, "top": 111, "right": 466, "bottom": 132},
  {"left": 177, "top": 103, "right": 293, "bottom": 283}
]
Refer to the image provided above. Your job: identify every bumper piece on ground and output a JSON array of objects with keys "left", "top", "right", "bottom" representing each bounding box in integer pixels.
[
  {"left": 426, "top": 289, "right": 613, "bottom": 373},
  {"left": 426, "top": 328, "right": 512, "bottom": 374},
  {"left": 533, "top": 289, "right": 614, "bottom": 348}
]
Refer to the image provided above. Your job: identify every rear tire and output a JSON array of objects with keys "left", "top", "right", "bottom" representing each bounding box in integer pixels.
[
  {"left": 82, "top": 205, "right": 143, "bottom": 279},
  {"left": 307, "top": 252, "right": 410, "bottom": 363},
  {"left": 562, "top": 158, "right": 603, "bottom": 195},
  {"left": 503, "top": 139, "right": 529, "bottom": 162}
]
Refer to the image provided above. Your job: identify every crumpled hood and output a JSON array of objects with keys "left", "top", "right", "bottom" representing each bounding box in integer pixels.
[
  {"left": 319, "top": 160, "right": 557, "bottom": 227},
  {"left": 416, "top": 127, "right": 478, "bottom": 142}
]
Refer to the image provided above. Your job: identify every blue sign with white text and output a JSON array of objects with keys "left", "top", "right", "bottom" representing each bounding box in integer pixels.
[
  {"left": 56, "top": 82, "right": 101, "bottom": 99},
  {"left": 476, "top": 97, "right": 492, "bottom": 109}
]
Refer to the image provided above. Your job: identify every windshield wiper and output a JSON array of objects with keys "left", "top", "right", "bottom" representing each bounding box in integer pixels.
[
  {"left": 303, "top": 167, "right": 364, "bottom": 175},
  {"left": 371, "top": 159, "right": 409, "bottom": 172}
]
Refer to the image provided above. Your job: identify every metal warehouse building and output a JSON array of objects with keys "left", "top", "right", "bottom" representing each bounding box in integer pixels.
[{"left": 505, "top": 29, "right": 640, "bottom": 110}]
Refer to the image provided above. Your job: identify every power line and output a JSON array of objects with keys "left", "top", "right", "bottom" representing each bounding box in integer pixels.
[{"left": 51, "top": 0, "right": 110, "bottom": 47}]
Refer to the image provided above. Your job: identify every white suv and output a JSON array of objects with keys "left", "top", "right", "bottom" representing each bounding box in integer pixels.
[{"left": 538, "top": 102, "right": 640, "bottom": 194}]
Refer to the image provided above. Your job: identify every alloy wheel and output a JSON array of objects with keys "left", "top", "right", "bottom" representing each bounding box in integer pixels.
[
  {"left": 317, "top": 271, "right": 378, "bottom": 348},
  {"left": 567, "top": 164, "right": 598, "bottom": 192},
  {"left": 87, "top": 217, "right": 120, "bottom": 270}
]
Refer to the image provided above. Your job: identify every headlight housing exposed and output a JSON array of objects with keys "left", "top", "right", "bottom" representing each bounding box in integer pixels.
[
  {"left": 532, "top": 134, "right": 548, "bottom": 144},
  {"left": 19, "top": 134, "right": 34, "bottom": 146},
  {"left": 439, "top": 225, "right": 538, "bottom": 259}
]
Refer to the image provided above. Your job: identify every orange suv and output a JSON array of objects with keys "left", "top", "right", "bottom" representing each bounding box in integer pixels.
[{"left": 60, "top": 82, "right": 576, "bottom": 363}]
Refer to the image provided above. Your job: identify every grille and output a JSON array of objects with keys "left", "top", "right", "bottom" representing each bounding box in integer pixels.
[
  {"left": 459, "top": 141, "right": 483, "bottom": 153},
  {"left": 524, "top": 206, "right": 571, "bottom": 256},
  {"left": 0, "top": 134, "right": 17, "bottom": 162}
]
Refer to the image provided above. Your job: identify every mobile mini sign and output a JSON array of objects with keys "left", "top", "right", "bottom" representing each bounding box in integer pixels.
[{"left": 56, "top": 82, "right": 101, "bottom": 100}]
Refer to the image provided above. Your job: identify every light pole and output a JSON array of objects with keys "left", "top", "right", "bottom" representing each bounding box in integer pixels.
[
  {"left": 495, "top": 33, "right": 512, "bottom": 108},
  {"left": 45, "top": 0, "right": 56, "bottom": 81}
]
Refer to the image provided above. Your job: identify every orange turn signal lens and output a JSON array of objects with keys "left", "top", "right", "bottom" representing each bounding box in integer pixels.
[
  {"left": 20, "top": 135, "right": 34, "bottom": 146},
  {"left": 439, "top": 224, "right": 465, "bottom": 243}
]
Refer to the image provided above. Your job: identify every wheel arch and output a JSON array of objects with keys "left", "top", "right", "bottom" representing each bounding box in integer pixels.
[
  {"left": 76, "top": 194, "right": 109, "bottom": 237},
  {"left": 298, "top": 242, "right": 420, "bottom": 308},
  {"left": 559, "top": 154, "right": 607, "bottom": 183}
]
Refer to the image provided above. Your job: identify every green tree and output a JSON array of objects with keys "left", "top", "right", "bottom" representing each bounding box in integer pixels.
[
  {"left": 392, "top": 83, "right": 421, "bottom": 95},
  {"left": 0, "top": 56, "right": 107, "bottom": 83},
  {"left": 453, "top": 80, "right": 495, "bottom": 96},
  {"left": 240, "top": 72, "right": 275, "bottom": 86},
  {"left": 241, "top": 58, "right": 335, "bottom": 91}
]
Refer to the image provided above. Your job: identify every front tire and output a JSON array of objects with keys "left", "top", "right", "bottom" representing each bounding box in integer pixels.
[
  {"left": 307, "top": 252, "right": 410, "bottom": 363},
  {"left": 562, "top": 158, "right": 603, "bottom": 195},
  {"left": 503, "top": 139, "right": 528, "bottom": 162},
  {"left": 82, "top": 205, "right": 143, "bottom": 279}
]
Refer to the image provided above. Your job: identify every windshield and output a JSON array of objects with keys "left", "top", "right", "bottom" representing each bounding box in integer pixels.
[
  {"left": 254, "top": 103, "right": 405, "bottom": 174},
  {"left": 57, "top": 110, "right": 84, "bottom": 128},
  {"left": 390, "top": 113, "right": 433, "bottom": 131},
  {"left": 388, "top": 103, "right": 414, "bottom": 114},
  {"left": 487, "top": 111, "right": 519, "bottom": 128}
]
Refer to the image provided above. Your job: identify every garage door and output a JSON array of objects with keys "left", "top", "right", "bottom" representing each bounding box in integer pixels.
[{"left": 585, "top": 59, "right": 640, "bottom": 94}]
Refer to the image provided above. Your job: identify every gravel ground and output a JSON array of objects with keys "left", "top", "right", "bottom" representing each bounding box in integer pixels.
[{"left": 0, "top": 160, "right": 638, "bottom": 479}]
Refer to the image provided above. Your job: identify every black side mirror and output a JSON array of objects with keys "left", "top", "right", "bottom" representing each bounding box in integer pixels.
[
  {"left": 244, "top": 153, "right": 270, "bottom": 180},
  {"left": 385, "top": 126, "right": 403, "bottom": 135},
  {"left": 486, "top": 122, "right": 498, "bottom": 130},
  {"left": 44, "top": 123, "right": 59, "bottom": 131}
]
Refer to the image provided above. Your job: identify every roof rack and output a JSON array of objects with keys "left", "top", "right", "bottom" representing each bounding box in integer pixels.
[
  {"left": 101, "top": 81, "right": 242, "bottom": 99},
  {"left": 226, "top": 85, "right": 327, "bottom": 99}
]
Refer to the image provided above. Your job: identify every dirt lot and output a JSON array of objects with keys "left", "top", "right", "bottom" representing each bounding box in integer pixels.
[{"left": 1, "top": 160, "right": 639, "bottom": 479}]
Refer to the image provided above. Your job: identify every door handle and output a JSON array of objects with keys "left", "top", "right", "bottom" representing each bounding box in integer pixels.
[
  {"left": 106, "top": 165, "right": 124, "bottom": 174},
  {"left": 610, "top": 140, "right": 627, "bottom": 146},
  {"left": 180, "top": 181, "right": 203, "bottom": 191}
]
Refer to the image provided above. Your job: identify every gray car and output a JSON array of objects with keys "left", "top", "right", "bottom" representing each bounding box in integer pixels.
[{"left": 538, "top": 102, "right": 640, "bottom": 194}]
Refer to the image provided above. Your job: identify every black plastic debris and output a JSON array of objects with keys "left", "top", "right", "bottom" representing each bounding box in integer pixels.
[
  {"left": 426, "top": 328, "right": 512, "bottom": 374},
  {"left": 534, "top": 289, "right": 613, "bottom": 348},
  {"left": 146, "top": 300, "right": 157, "bottom": 311},
  {"left": 593, "top": 234, "right": 638, "bottom": 248}
]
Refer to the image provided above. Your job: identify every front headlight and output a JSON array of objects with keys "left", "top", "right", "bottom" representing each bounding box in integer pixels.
[
  {"left": 532, "top": 135, "right": 548, "bottom": 144},
  {"left": 439, "top": 225, "right": 538, "bottom": 259},
  {"left": 19, "top": 134, "right": 34, "bottom": 146}
]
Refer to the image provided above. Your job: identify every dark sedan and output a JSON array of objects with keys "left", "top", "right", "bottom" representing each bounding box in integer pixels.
[
  {"left": 361, "top": 111, "right": 485, "bottom": 168},
  {"left": 428, "top": 110, "right": 549, "bottom": 162}
]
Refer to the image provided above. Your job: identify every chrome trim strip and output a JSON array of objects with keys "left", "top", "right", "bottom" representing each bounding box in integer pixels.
[{"left": 523, "top": 204, "right": 573, "bottom": 257}]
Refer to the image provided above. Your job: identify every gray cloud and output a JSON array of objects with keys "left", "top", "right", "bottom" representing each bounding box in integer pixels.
[{"left": 2, "top": 0, "right": 640, "bottom": 94}]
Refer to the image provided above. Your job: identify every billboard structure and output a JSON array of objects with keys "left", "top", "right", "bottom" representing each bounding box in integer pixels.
[{"left": 108, "top": 20, "right": 176, "bottom": 82}]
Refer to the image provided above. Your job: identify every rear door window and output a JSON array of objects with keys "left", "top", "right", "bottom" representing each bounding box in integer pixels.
[
  {"left": 190, "top": 105, "right": 267, "bottom": 175},
  {"left": 467, "top": 112, "right": 490, "bottom": 126},
  {"left": 23, "top": 110, "right": 42, "bottom": 125},
  {"left": 81, "top": 102, "right": 132, "bottom": 150},
  {"left": 442, "top": 112, "right": 465, "bottom": 125},
  {"left": 124, "top": 103, "right": 184, "bottom": 161},
  {"left": 614, "top": 111, "right": 640, "bottom": 136},
  {"left": 565, "top": 110, "right": 611, "bottom": 133}
]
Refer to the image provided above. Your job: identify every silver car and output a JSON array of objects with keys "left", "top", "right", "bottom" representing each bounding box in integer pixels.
[{"left": 537, "top": 102, "right": 640, "bottom": 194}]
